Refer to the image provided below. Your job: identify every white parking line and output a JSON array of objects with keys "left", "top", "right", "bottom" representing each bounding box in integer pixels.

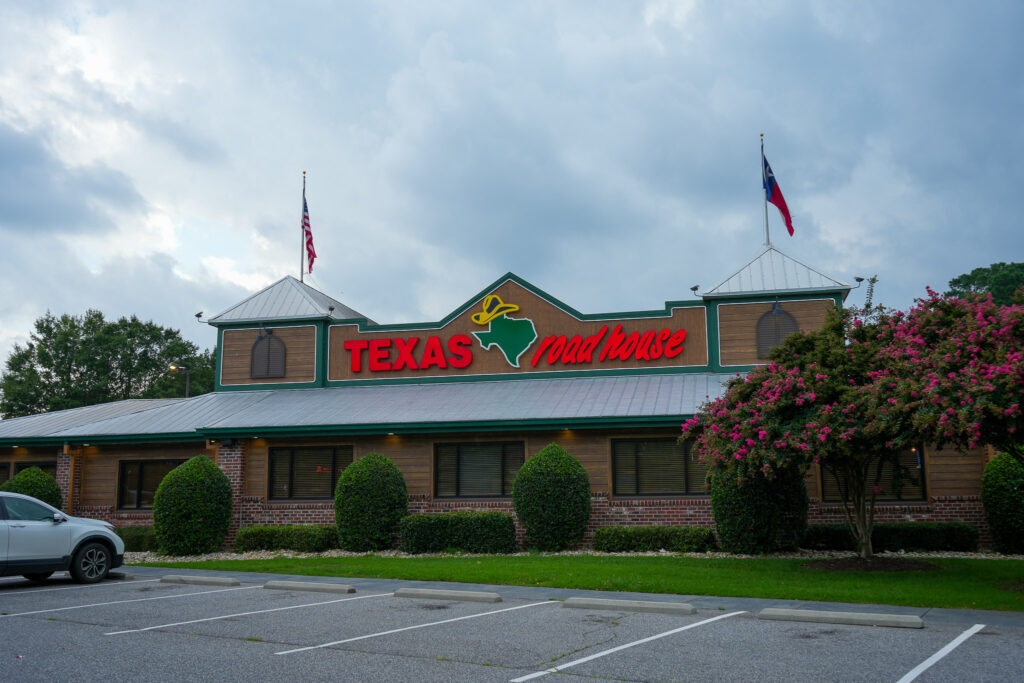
[
  {"left": 896, "top": 623, "right": 986, "bottom": 683},
  {"left": 275, "top": 599, "right": 559, "bottom": 655},
  {"left": 0, "top": 579, "right": 160, "bottom": 596},
  {"left": 105, "top": 592, "right": 391, "bottom": 635},
  {"left": 0, "top": 585, "right": 260, "bottom": 618},
  {"left": 509, "top": 610, "right": 746, "bottom": 682}
]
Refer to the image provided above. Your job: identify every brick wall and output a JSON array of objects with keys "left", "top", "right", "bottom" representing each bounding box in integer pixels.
[{"left": 55, "top": 450, "right": 71, "bottom": 512}]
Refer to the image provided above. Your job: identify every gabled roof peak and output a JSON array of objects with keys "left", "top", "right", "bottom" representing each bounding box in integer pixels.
[
  {"left": 209, "top": 276, "right": 375, "bottom": 325},
  {"left": 703, "top": 245, "right": 850, "bottom": 299}
]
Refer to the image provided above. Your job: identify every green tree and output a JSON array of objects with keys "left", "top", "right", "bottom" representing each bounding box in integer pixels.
[
  {"left": 872, "top": 289, "right": 1024, "bottom": 466},
  {"left": 0, "top": 310, "right": 214, "bottom": 418},
  {"left": 685, "top": 307, "right": 906, "bottom": 559},
  {"left": 946, "top": 262, "right": 1024, "bottom": 306}
]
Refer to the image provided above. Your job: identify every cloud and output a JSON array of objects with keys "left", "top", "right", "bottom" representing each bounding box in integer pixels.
[{"left": 0, "top": 121, "right": 143, "bottom": 233}]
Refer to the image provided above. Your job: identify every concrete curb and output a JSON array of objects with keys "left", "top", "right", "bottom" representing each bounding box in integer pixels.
[
  {"left": 757, "top": 608, "right": 924, "bottom": 629},
  {"left": 263, "top": 580, "right": 355, "bottom": 594},
  {"left": 562, "top": 597, "right": 696, "bottom": 615},
  {"left": 393, "top": 587, "right": 502, "bottom": 603},
  {"left": 160, "top": 575, "right": 241, "bottom": 587},
  {"left": 106, "top": 572, "right": 134, "bottom": 581}
]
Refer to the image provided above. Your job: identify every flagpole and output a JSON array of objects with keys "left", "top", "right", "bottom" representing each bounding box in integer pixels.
[
  {"left": 761, "top": 134, "right": 771, "bottom": 247},
  {"left": 300, "top": 171, "right": 306, "bottom": 283}
]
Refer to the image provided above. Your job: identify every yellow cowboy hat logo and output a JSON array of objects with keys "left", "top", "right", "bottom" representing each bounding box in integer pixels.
[{"left": 472, "top": 295, "right": 520, "bottom": 325}]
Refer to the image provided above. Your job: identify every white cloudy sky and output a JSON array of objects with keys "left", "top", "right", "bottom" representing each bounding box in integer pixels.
[{"left": 0, "top": 1, "right": 1021, "bottom": 361}]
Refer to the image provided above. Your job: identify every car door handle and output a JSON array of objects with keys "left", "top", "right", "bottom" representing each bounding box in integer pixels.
[{"left": 10, "top": 523, "right": 26, "bottom": 528}]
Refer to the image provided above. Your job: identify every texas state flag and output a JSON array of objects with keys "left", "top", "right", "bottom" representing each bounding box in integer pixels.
[{"left": 762, "top": 153, "right": 794, "bottom": 236}]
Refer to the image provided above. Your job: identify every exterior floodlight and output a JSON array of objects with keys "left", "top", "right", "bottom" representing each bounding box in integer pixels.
[{"left": 169, "top": 363, "right": 191, "bottom": 398}]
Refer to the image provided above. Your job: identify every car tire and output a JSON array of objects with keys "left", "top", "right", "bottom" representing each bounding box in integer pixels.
[
  {"left": 70, "top": 542, "right": 111, "bottom": 583},
  {"left": 22, "top": 572, "right": 54, "bottom": 583}
]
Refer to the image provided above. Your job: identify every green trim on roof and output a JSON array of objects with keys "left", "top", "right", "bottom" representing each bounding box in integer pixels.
[
  {"left": 199, "top": 414, "right": 691, "bottom": 438},
  {"left": 332, "top": 272, "right": 705, "bottom": 334},
  {"left": 0, "top": 433, "right": 206, "bottom": 447}
]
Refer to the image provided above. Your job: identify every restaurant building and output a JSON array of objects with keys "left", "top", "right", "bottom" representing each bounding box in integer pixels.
[{"left": 0, "top": 246, "right": 990, "bottom": 542}]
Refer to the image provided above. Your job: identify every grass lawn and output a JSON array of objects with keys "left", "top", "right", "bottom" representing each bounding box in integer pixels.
[{"left": 135, "top": 554, "right": 1024, "bottom": 612}]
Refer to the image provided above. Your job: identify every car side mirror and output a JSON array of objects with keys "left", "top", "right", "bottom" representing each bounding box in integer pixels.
[{"left": 52, "top": 513, "right": 67, "bottom": 524}]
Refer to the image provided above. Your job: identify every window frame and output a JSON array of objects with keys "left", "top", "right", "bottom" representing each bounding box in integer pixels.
[
  {"left": 755, "top": 302, "right": 799, "bottom": 358},
  {"left": 13, "top": 461, "right": 58, "bottom": 479},
  {"left": 820, "top": 446, "right": 927, "bottom": 504},
  {"left": 268, "top": 446, "right": 354, "bottom": 500},
  {"left": 251, "top": 329, "right": 287, "bottom": 379},
  {"left": 611, "top": 438, "right": 707, "bottom": 497},
  {"left": 117, "top": 459, "right": 188, "bottom": 510},
  {"left": 433, "top": 441, "right": 525, "bottom": 499}
]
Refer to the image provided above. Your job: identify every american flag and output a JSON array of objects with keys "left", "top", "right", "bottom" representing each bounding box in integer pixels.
[{"left": 302, "top": 195, "right": 317, "bottom": 273}]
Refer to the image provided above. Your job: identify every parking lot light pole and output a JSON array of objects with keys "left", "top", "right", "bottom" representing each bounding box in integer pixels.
[{"left": 169, "top": 363, "right": 191, "bottom": 398}]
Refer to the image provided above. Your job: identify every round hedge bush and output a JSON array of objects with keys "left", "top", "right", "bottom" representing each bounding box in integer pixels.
[
  {"left": 512, "top": 443, "right": 591, "bottom": 550},
  {"left": 334, "top": 453, "right": 408, "bottom": 551},
  {"left": 981, "top": 451, "right": 1024, "bottom": 554},
  {"left": 152, "top": 455, "right": 232, "bottom": 555},
  {"left": 0, "top": 466, "right": 63, "bottom": 509},
  {"left": 710, "top": 464, "right": 808, "bottom": 554}
]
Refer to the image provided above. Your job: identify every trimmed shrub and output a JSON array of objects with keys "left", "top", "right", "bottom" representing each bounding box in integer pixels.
[
  {"left": 0, "top": 466, "right": 63, "bottom": 509},
  {"left": 399, "top": 511, "right": 517, "bottom": 554},
  {"left": 802, "top": 522, "right": 979, "bottom": 552},
  {"left": 152, "top": 455, "right": 232, "bottom": 555},
  {"left": 512, "top": 443, "right": 591, "bottom": 551},
  {"left": 981, "top": 451, "right": 1024, "bottom": 554},
  {"left": 234, "top": 525, "right": 339, "bottom": 553},
  {"left": 334, "top": 453, "right": 408, "bottom": 551},
  {"left": 593, "top": 526, "right": 718, "bottom": 553},
  {"left": 709, "top": 464, "right": 808, "bottom": 554},
  {"left": 116, "top": 526, "right": 158, "bottom": 552}
]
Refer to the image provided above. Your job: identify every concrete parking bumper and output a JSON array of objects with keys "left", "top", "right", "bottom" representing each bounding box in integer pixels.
[
  {"left": 392, "top": 587, "right": 502, "bottom": 603},
  {"left": 263, "top": 580, "right": 355, "bottom": 594},
  {"left": 562, "top": 597, "right": 696, "bottom": 615},
  {"left": 160, "top": 575, "right": 241, "bottom": 587},
  {"left": 758, "top": 607, "right": 924, "bottom": 629}
]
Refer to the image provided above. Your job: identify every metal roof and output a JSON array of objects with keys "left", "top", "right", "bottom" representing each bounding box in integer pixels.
[
  {"left": 208, "top": 276, "right": 375, "bottom": 324},
  {"left": 0, "top": 400, "right": 182, "bottom": 439},
  {"left": 703, "top": 246, "right": 850, "bottom": 298},
  {"left": 0, "top": 374, "right": 733, "bottom": 441}
]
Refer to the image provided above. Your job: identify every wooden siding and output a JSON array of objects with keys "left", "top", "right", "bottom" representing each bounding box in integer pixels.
[
  {"left": 220, "top": 326, "right": 317, "bottom": 386},
  {"left": 78, "top": 443, "right": 213, "bottom": 508},
  {"left": 925, "top": 444, "right": 988, "bottom": 497},
  {"left": 719, "top": 299, "right": 834, "bottom": 366},
  {"left": 0, "top": 447, "right": 62, "bottom": 482}
]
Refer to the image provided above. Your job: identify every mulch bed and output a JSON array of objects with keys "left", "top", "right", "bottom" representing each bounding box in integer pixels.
[{"left": 804, "top": 557, "right": 940, "bottom": 572}]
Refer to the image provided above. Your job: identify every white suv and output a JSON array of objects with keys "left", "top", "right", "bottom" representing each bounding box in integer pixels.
[{"left": 0, "top": 491, "right": 125, "bottom": 583}]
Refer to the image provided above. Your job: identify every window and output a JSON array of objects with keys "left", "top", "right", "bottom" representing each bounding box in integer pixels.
[
  {"left": 118, "top": 460, "right": 186, "bottom": 509},
  {"left": 821, "top": 447, "right": 925, "bottom": 503},
  {"left": 3, "top": 496, "right": 55, "bottom": 521},
  {"left": 0, "top": 463, "right": 9, "bottom": 486},
  {"left": 612, "top": 439, "right": 706, "bottom": 496},
  {"left": 14, "top": 461, "right": 57, "bottom": 479},
  {"left": 434, "top": 442, "right": 524, "bottom": 498},
  {"left": 756, "top": 302, "right": 799, "bottom": 358},
  {"left": 269, "top": 446, "right": 353, "bottom": 499},
  {"left": 251, "top": 329, "right": 287, "bottom": 378}
]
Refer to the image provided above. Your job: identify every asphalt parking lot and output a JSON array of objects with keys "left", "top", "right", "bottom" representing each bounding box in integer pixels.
[{"left": 1, "top": 566, "right": 1022, "bottom": 682}]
